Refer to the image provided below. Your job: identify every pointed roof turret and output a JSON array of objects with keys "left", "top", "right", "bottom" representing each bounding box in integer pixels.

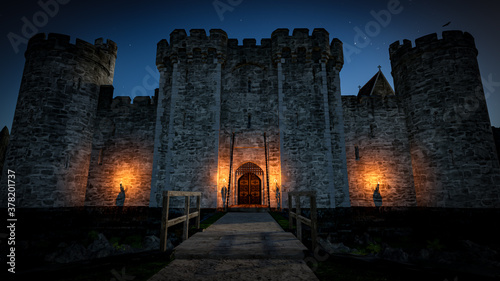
[{"left": 357, "top": 67, "right": 395, "bottom": 97}]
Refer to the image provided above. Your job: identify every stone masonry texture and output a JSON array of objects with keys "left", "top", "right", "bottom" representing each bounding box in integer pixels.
[
  {"left": 493, "top": 127, "right": 500, "bottom": 166},
  {"left": 343, "top": 95, "right": 417, "bottom": 207},
  {"left": 0, "top": 33, "right": 116, "bottom": 207},
  {"left": 390, "top": 31, "right": 500, "bottom": 207},
  {"left": 0, "top": 127, "right": 9, "bottom": 177},
  {"left": 1, "top": 29, "right": 500, "bottom": 209},
  {"left": 84, "top": 90, "right": 157, "bottom": 206}
]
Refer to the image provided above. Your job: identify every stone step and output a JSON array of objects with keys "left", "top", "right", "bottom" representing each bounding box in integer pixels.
[
  {"left": 228, "top": 204, "right": 269, "bottom": 213},
  {"left": 228, "top": 207, "right": 269, "bottom": 213}
]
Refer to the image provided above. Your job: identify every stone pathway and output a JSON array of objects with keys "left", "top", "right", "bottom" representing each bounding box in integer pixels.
[{"left": 148, "top": 212, "right": 320, "bottom": 281}]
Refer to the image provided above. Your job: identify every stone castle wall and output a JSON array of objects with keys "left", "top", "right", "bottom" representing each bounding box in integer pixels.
[
  {"left": 218, "top": 36, "right": 279, "bottom": 208},
  {"left": 271, "top": 29, "right": 349, "bottom": 208},
  {"left": 151, "top": 30, "right": 228, "bottom": 208},
  {"left": 0, "top": 127, "right": 9, "bottom": 177},
  {"left": 0, "top": 33, "right": 116, "bottom": 207},
  {"left": 343, "top": 95, "right": 417, "bottom": 207},
  {"left": 150, "top": 28, "right": 348, "bottom": 208},
  {"left": 85, "top": 89, "right": 157, "bottom": 206},
  {"left": 3, "top": 29, "right": 500, "bottom": 209},
  {"left": 390, "top": 31, "right": 500, "bottom": 207},
  {"left": 493, "top": 127, "right": 500, "bottom": 166}
]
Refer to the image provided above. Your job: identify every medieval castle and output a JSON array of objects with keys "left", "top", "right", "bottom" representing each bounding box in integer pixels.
[{"left": 1, "top": 28, "right": 500, "bottom": 209}]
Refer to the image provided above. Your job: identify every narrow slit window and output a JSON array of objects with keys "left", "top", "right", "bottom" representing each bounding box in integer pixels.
[{"left": 98, "top": 149, "right": 103, "bottom": 165}]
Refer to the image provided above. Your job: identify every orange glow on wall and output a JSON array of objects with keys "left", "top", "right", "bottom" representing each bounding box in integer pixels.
[
  {"left": 85, "top": 142, "right": 154, "bottom": 206},
  {"left": 362, "top": 172, "right": 383, "bottom": 191}
]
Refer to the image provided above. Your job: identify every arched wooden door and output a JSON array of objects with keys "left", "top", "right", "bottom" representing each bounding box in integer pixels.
[{"left": 238, "top": 173, "right": 261, "bottom": 204}]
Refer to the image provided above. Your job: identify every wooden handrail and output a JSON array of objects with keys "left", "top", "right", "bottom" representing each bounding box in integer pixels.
[
  {"left": 288, "top": 191, "right": 318, "bottom": 251},
  {"left": 160, "top": 191, "right": 202, "bottom": 252}
]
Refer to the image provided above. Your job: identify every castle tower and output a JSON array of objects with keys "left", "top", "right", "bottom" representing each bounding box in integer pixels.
[
  {"left": 271, "top": 28, "right": 350, "bottom": 208},
  {"left": 390, "top": 31, "right": 500, "bottom": 207},
  {"left": 0, "top": 33, "right": 117, "bottom": 207},
  {"left": 151, "top": 29, "right": 228, "bottom": 207}
]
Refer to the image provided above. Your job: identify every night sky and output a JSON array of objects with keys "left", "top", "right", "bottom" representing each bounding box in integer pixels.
[{"left": 1, "top": 0, "right": 499, "bottom": 131}]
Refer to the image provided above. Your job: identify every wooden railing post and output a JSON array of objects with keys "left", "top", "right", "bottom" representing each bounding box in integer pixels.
[
  {"left": 288, "top": 193, "right": 293, "bottom": 230},
  {"left": 287, "top": 191, "right": 317, "bottom": 251},
  {"left": 160, "top": 191, "right": 202, "bottom": 252},
  {"left": 296, "top": 195, "right": 302, "bottom": 241},
  {"left": 183, "top": 196, "right": 190, "bottom": 241},
  {"left": 160, "top": 191, "right": 171, "bottom": 252},
  {"left": 310, "top": 193, "right": 317, "bottom": 251},
  {"left": 196, "top": 194, "right": 201, "bottom": 229}
]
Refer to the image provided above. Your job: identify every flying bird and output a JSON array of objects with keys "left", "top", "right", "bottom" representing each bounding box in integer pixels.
[{"left": 442, "top": 21, "right": 451, "bottom": 27}]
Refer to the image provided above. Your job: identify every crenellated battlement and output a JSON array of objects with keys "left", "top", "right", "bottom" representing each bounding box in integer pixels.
[
  {"left": 108, "top": 96, "right": 155, "bottom": 109},
  {"left": 270, "top": 28, "right": 341, "bottom": 64},
  {"left": 25, "top": 33, "right": 117, "bottom": 79},
  {"left": 27, "top": 33, "right": 117, "bottom": 59},
  {"left": 389, "top": 30, "right": 477, "bottom": 66},
  {"left": 156, "top": 29, "right": 229, "bottom": 66},
  {"left": 156, "top": 28, "right": 344, "bottom": 67}
]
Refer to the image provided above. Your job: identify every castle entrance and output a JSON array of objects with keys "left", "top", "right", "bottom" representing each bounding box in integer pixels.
[
  {"left": 238, "top": 173, "right": 261, "bottom": 204},
  {"left": 235, "top": 162, "right": 264, "bottom": 205}
]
